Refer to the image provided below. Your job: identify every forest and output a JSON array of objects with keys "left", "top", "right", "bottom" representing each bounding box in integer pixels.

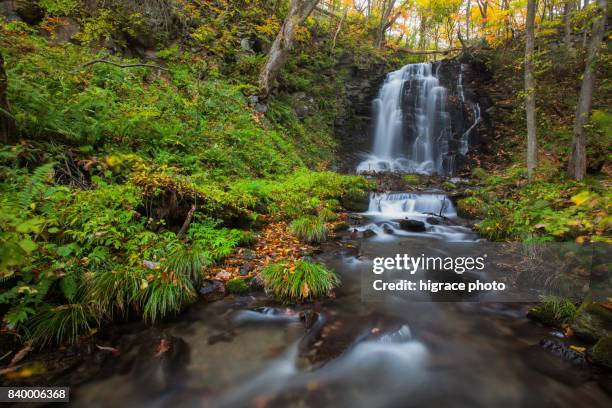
[{"left": 0, "top": 0, "right": 610, "bottom": 406}]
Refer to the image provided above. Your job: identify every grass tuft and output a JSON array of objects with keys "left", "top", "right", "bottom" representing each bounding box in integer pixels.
[
  {"left": 290, "top": 216, "right": 327, "bottom": 243},
  {"left": 262, "top": 259, "right": 339, "bottom": 302}
]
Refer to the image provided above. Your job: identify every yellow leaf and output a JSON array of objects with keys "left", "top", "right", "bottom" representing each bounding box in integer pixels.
[{"left": 569, "top": 345, "right": 586, "bottom": 353}]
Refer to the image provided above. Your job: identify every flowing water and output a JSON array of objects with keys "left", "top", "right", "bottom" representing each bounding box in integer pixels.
[{"left": 70, "top": 63, "right": 611, "bottom": 407}]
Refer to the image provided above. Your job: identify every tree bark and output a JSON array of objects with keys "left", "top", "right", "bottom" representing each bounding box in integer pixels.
[
  {"left": 525, "top": 0, "right": 538, "bottom": 179},
  {"left": 258, "top": 0, "right": 320, "bottom": 97},
  {"left": 563, "top": 0, "right": 574, "bottom": 48},
  {"left": 0, "top": 52, "right": 16, "bottom": 145},
  {"left": 568, "top": 0, "right": 607, "bottom": 180},
  {"left": 375, "top": 0, "right": 397, "bottom": 48},
  {"left": 331, "top": 7, "right": 347, "bottom": 50},
  {"left": 466, "top": 0, "right": 471, "bottom": 41}
]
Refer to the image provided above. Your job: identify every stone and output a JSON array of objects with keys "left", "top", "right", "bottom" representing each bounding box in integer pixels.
[
  {"left": 199, "top": 279, "right": 226, "bottom": 301},
  {"left": 382, "top": 224, "right": 394, "bottom": 234},
  {"left": 49, "top": 17, "right": 80, "bottom": 44},
  {"left": 362, "top": 229, "right": 377, "bottom": 238},
  {"left": 215, "top": 270, "right": 232, "bottom": 280},
  {"left": 571, "top": 303, "right": 612, "bottom": 343},
  {"left": 426, "top": 217, "right": 441, "bottom": 225},
  {"left": 341, "top": 191, "right": 370, "bottom": 212},
  {"left": 592, "top": 337, "right": 612, "bottom": 369},
  {"left": 239, "top": 262, "right": 253, "bottom": 276},
  {"left": 240, "top": 38, "right": 254, "bottom": 53},
  {"left": 255, "top": 102, "right": 267, "bottom": 113},
  {"left": 399, "top": 219, "right": 426, "bottom": 232}
]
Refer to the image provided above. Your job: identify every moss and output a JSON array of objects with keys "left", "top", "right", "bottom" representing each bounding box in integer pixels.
[
  {"left": 591, "top": 337, "right": 612, "bottom": 369},
  {"left": 226, "top": 279, "right": 250, "bottom": 295},
  {"left": 572, "top": 302, "right": 612, "bottom": 343},
  {"left": 340, "top": 190, "right": 370, "bottom": 212},
  {"left": 527, "top": 297, "right": 578, "bottom": 327}
]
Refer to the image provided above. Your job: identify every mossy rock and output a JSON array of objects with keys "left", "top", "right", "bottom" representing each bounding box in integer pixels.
[
  {"left": 591, "top": 337, "right": 612, "bottom": 369},
  {"left": 340, "top": 190, "right": 369, "bottom": 212},
  {"left": 226, "top": 278, "right": 250, "bottom": 295},
  {"left": 571, "top": 303, "right": 612, "bottom": 343},
  {"left": 457, "top": 197, "right": 485, "bottom": 218},
  {"left": 527, "top": 305, "right": 564, "bottom": 327}
]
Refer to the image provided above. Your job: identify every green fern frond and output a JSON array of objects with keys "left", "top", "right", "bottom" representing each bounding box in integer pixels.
[{"left": 19, "top": 162, "right": 56, "bottom": 210}]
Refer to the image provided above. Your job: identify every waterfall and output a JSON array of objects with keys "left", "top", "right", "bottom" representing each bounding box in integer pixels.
[{"left": 356, "top": 62, "right": 453, "bottom": 175}]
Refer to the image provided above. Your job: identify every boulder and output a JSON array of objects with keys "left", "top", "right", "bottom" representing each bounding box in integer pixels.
[
  {"left": 571, "top": 303, "right": 612, "bottom": 343},
  {"left": 341, "top": 191, "right": 370, "bottom": 212},
  {"left": 49, "top": 17, "right": 80, "bottom": 44},
  {"left": 15, "top": 0, "right": 43, "bottom": 24},
  {"left": 362, "top": 229, "right": 377, "bottom": 238},
  {"left": 399, "top": 219, "right": 426, "bottom": 232},
  {"left": 592, "top": 337, "right": 612, "bottom": 369},
  {"left": 425, "top": 217, "right": 440, "bottom": 225},
  {"left": 199, "top": 279, "right": 226, "bottom": 301}
]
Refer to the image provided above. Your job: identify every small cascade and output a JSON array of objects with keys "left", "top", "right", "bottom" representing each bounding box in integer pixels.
[
  {"left": 460, "top": 103, "right": 481, "bottom": 155},
  {"left": 367, "top": 192, "right": 457, "bottom": 218}
]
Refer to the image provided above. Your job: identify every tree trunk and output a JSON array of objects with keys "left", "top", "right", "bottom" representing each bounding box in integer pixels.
[
  {"left": 568, "top": 0, "right": 607, "bottom": 180},
  {"left": 258, "top": 0, "right": 320, "bottom": 97},
  {"left": 0, "top": 52, "right": 16, "bottom": 145},
  {"left": 375, "top": 0, "right": 397, "bottom": 48},
  {"left": 331, "top": 7, "right": 347, "bottom": 50},
  {"left": 525, "top": 0, "right": 538, "bottom": 179},
  {"left": 563, "top": 0, "right": 574, "bottom": 48},
  {"left": 466, "top": 0, "right": 471, "bottom": 41}
]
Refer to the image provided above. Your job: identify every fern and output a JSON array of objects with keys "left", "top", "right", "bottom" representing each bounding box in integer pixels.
[{"left": 19, "top": 162, "right": 56, "bottom": 210}]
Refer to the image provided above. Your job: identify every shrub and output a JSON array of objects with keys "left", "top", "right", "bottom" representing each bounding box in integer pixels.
[
  {"left": 290, "top": 216, "right": 327, "bottom": 243},
  {"left": 262, "top": 259, "right": 339, "bottom": 302}
]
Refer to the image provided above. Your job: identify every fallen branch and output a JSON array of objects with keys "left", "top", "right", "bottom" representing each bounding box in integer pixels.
[
  {"left": 397, "top": 47, "right": 464, "bottom": 55},
  {"left": 73, "top": 59, "right": 168, "bottom": 72},
  {"left": 177, "top": 204, "right": 196, "bottom": 239}
]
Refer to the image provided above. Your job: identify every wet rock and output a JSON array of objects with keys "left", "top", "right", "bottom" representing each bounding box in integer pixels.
[
  {"left": 362, "top": 229, "right": 377, "bottom": 238},
  {"left": 332, "top": 221, "right": 349, "bottom": 232},
  {"left": 399, "top": 219, "right": 426, "bottom": 232},
  {"left": 341, "top": 191, "right": 370, "bottom": 212},
  {"left": 382, "top": 224, "right": 394, "bottom": 234},
  {"left": 571, "top": 303, "right": 612, "bottom": 343},
  {"left": 539, "top": 339, "right": 587, "bottom": 366},
  {"left": 248, "top": 275, "right": 264, "bottom": 291},
  {"left": 199, "top": 279, "right": 226, "bottom": 301},
  {"left": 239, "top": 262, "right": 253, "bottom": 275},
  {"left": 425, "top": 216, "right": 440, "bottom": 225},
  {"left": 592, "top": 337, "right": 612, "bottom": 369}
]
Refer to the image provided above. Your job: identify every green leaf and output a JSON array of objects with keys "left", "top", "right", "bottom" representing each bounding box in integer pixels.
[{"left": 18, "top": 238, "right": 38, "bottom": 253}]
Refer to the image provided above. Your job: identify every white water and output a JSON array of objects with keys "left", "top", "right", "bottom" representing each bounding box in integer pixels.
[
  {"left": 357, "top": 63, "right": 453, "bottom": 175},
  {"left": 356, "top": 192, "right": 477, "bottom": 243}
]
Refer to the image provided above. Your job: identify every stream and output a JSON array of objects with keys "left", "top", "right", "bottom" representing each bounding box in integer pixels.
[{"left": 71, "top": 62, "right": 611, "bottom": 407}]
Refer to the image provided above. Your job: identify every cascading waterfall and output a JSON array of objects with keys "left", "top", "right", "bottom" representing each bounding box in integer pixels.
[
  {"left": 357, "top": 62, "right": 453, "bottom": 175},
  {"left": 457, "top": 63, "right": 481, "bottom": 156}
]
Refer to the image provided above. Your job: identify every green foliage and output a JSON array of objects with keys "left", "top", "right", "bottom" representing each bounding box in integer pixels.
[
  {"left": 226, "top": 278, "right": 249, "bottom": 295},
  {"left": 262, "top": 259, "right": 339, "bottom": 303},
  {"left": 28, "top": 303, "right": 94, "bottom": 346},
  {"left": 290, "top": 216, "right": 327, "bottom": 243},
  {"left": 142, "top": 271, "right": 196, "bottom": 322},
  {"left": 164, "top": 247, "right": 210, "bottom": 285},
  {"left": 85, "top": 268, "right": 145, "bottom": 318},
  {"left": 528, "top": 296, "right": 578, "bottom": 327}
]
